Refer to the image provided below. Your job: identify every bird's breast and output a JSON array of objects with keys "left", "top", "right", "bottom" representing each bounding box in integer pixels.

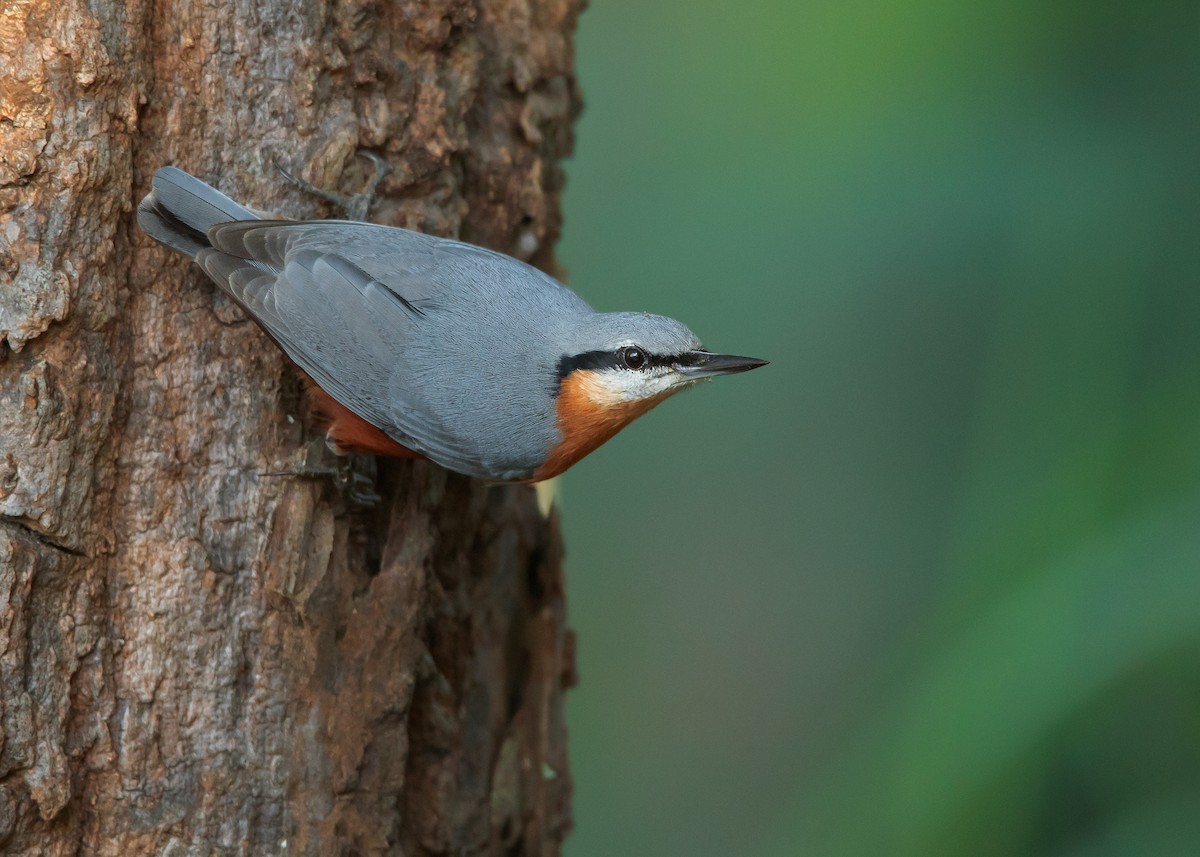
[{"left": 530, "top": 370, "right": 671, "bottom": 481}]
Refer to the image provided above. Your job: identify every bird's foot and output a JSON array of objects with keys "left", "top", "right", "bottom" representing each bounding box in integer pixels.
[
  {"left": 275, "top": 151, "right": 393, "bottom": 222},
  {"left": 332, "top": 455, "right": 383, "bottom": 507},
  {"left": 266, "top": 438, "right": 383, "bottom": 508}
]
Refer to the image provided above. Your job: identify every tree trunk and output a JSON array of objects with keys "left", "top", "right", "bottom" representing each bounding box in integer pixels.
[{"left": 0, "top": 0, "right": 580, "bottom": 853}]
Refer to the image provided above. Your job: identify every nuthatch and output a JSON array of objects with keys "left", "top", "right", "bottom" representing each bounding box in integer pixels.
[{"left": 137, "top": 166, "right": 767, "bottom": 482}]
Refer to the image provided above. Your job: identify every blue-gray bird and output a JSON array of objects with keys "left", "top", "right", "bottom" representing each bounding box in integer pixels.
[{"left": 137, "top": 166, "right": 767, "bottom": 482}]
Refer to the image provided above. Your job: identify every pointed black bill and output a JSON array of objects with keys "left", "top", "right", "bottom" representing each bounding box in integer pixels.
[{"left": 676, "top": 351, "right": 769, "bottom": 380}]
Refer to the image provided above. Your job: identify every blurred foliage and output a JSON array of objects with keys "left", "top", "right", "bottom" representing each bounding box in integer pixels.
[{"left": 555, "top": 0, "right": 1200, "bottom": 855}]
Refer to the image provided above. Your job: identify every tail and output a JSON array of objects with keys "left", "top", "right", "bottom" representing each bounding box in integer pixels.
[{"left": 137, "top": 167, "right": 258, "bottom": 258}]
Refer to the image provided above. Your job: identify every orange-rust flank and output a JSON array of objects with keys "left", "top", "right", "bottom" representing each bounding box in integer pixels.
[
  {"left": 531, "top": 370, "right": 673, "bottom": 481},
  {"left": 301, "top": 375, "right": 423, "bottom": 459}
]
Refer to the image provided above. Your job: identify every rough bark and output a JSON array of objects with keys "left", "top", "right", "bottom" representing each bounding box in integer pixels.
[{"left": 0, "top": 0, "right": 580, "bottom": 853}]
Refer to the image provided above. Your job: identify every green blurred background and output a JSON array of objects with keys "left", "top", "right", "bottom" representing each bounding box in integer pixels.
[{"left": 554, "top": 1, "right": 1200, "bottom": 855}]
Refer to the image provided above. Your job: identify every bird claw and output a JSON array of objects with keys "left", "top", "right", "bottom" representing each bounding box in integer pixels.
[
  {"left": 275, "top": 151, "right": 393, "bottom": 222},
  {"left": 265, "top": 440, "right": 383, "bottom": 508},
  {"left": 337, "top": 465, "right": 383, "bottom": 507}
]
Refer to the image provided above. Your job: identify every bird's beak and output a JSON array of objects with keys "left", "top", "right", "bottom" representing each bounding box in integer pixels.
[{"left": 675, "top": 351, "right": 769, "bottom": 380}]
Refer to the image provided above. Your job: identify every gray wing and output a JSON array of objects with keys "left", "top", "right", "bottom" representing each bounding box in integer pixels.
[
  {"left": 198, "top": 220, "right": 569, "bottom": 478},
  {"left": 208, "top": 219, "right": 586, "bottom": 315}
]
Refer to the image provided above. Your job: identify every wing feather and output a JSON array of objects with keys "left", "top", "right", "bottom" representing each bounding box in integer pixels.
[{"left": 195, "top": 227, "right": 492, "bottom": 474}]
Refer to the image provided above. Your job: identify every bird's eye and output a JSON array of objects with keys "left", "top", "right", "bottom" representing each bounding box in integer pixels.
[{"left": 620, "top": 346, "right": 647, "bottom": 370}]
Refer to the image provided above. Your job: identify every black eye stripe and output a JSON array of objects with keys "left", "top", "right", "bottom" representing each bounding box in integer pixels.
[
  {"left": 555, "top": 347, "right": 706, "bottom": 387},
  {"left": 555, "top": 350, "right": 629, "bottom": 383}
]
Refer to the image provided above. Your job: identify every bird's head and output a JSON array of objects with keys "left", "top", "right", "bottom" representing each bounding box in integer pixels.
[{"left": 532, "top": 312, "right": 767, "bottom": 480}]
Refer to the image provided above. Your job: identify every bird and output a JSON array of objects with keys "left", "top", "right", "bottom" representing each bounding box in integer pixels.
[{"left": 137, "top": 164, "right": 767, "bottom": 483}]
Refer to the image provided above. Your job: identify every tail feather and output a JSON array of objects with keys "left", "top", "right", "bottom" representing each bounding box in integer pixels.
[{"left": 137, "top": 166, "right": 258, "bottom": 259}]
